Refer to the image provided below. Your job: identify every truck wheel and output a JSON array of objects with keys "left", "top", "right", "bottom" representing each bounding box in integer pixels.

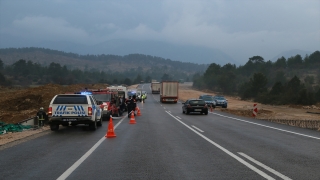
[
  {"left": 50, "top": 124, "right": 59, "bottom": 131},
  {"left": 89, "top": 120, "right": 97, "bottom": 131}
]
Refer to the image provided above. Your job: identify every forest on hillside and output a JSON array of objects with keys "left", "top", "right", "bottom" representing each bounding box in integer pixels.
[
  {"left": 0, "top": 49, "right": 319, "bottom": 105},
  {"left": 0, "top": 59, "right": 186, "bottom": 86},
  {"left": 0, "top": 48, "right": 208, "bottom": 73},
  {"left": 193, "top": 50, "right": 320, "bottom": 105}
]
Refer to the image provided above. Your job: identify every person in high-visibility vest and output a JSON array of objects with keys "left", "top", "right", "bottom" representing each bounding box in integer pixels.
[
  {"left": 36, "top": 107, "right": 47, "bottom": 127},
  {"left": 142, "top": 93, "right": 146, "bottom": 103}
]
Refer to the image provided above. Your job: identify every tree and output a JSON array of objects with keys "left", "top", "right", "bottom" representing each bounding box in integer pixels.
[
  {"left": 274, "top": 56, "right": 286, "bottom": 69},
  {"left": 304, "top": 75, "right": 314, "bottom": 84},
  {"left": 250, "top": 72, "right": 268, "bottom": 97},
  {"left": 0, "top": 59, "right": 3, "bottom": 70},
  {"left": 145, "top": 75, "right": 152, "bottom": 83},
  {"left": 161, "top": 73, "right": 171, "bottom": 81},
  {"left": 0, "top": 72, "right": 6, "bottom": 85},
  {"left": 249, "top": 56, "right": 264, "bottom": 64},
  {"left": 269, "top": 82, "right": 284, "bottom": 96},
  {"left": 123, "top": 78, "right": 132, "bottom": 86},
  {"left": 274, "top": 71, "right": 286, "bottom": 84},
  {"left": 134, "top": 74, "right": 143, "bottom": 84},
  {"left": 287, "top": 55, "right": 303, "bottom": 68}
]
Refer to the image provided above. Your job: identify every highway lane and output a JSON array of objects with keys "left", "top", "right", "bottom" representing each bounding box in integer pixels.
[{"left": 1, "top": 83, "right": 320, "bottom": 179}]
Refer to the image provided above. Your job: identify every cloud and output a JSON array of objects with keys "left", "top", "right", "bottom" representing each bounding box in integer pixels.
[
  {"left": 2, "top": 16, "right": 98, "bottom": 44},
  {"left": 0, "top": 0, "right": 319, "bottom": 62}
]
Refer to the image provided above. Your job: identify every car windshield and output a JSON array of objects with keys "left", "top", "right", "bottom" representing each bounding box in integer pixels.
[
  {"left": 189, "top": 100, "right": 205, "bottom": 105},
  {"left": 215, "top": 97, "right": 226, "bottom": 100},
  {"left": 92, "top": 94, "right": 111, "bottom": 102},
  {"left": 202, "top": 96, "right": 213, "bottom": 101}
]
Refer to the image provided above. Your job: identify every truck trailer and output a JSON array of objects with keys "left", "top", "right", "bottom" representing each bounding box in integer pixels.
[
  {"left": 160, "top": 81, "right": 179, "bottom": 103},
  {"left": 151, "top": 82, "right": 161, "bottom": 94}
]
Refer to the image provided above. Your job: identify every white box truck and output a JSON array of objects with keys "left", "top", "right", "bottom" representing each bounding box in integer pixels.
[
  {"left": 151, "top": 82, "right": 161, "bottom": 94},
  {"left": 160, "top": 81, "right": 179, "bottom": 103}
]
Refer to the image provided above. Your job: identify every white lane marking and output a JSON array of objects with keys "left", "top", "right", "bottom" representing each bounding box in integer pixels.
[
  {"left": 176, "top": 116, "right": 181, "bottom": 119},
  {"left": 57, "top": 117, "right": 125, "bottom": 180},
  {"left": 210, "top": 112, "right": 320, "bottom": 140},
  {"left": 166, "top": 111, "right": 276, "bottom": 180},
  {"left": 191, "top": 125, "right": 204, "bottom": 133},
  {"left": 238, "top": 152, "right": 292, "bottom": 180}
]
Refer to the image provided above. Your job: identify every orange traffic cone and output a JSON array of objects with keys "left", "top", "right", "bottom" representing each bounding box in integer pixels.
[
  {"left": 137, "top": 107, "right": 141, "bottom": 116},
  {"left": 129, "top": 111, "right": 136, "bottom": 124},
  {"left": 105, "top": 116, "right": 116, "bottom": 138}
]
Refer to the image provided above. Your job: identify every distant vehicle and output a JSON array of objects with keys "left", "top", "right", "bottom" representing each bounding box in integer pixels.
[
  {"left": 182, "top": 99, "right": 208, "bottom": 115},
  {"left": 127, "top": 89, "right": 137, "bottom": 98},
  {"left": 213, "top": 95, "right": 228, "bottom": 108},
  {"left": 136, "top": 89, "right": 143, "bottom": 102},
  {"left": 160, "top": 81, "right": 179, "bottom": 103},
  {"left": 199, "top": 94, "right": 216, "bottom": 108},
  {"left": 48, "top": 94, "right": 102, "bottom": 131},
  {"left": 151, "top": 82, "right": 161, "bottom": 94}
]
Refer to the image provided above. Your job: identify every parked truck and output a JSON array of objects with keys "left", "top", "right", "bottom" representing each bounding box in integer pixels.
[
  {"left": 151, "top": 82, "right": 161, "bottom": 94},
  {"left": 160, "top": 81, "right": 179, "bottom": 103}
]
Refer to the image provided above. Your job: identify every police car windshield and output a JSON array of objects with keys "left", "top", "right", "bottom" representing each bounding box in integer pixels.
[
  {"left": 53, "top": 95, "right": 88, "bottom": 104},
  {"left": 92, "top": 94, "right": 111, "bottom": 102}
]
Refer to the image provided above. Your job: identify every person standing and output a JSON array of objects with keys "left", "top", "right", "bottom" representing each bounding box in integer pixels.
[
  {"left": 126, "top": 96, "right": 133, "bottom": 118},
  {"left": 36, "top": 107, "right": 47, "bottom": 127}
]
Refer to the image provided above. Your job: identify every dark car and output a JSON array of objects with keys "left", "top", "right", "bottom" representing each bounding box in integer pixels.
[
  {"left": 199, "top": 94, "right": 216, "bottom": 108},
  {"left": 182, "top": 99, "right": 208, "bottom": 115},
  {"left": 213, "top": 95, "right": 228, "bottom": 108}
]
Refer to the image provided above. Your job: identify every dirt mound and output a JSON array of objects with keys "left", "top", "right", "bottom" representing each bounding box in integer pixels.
[
  {"left": 219, "top": 108, "right": 273, "bottom": 118},
  {"left": 0, "top": 83, "right": 108, "bottom": 124}
]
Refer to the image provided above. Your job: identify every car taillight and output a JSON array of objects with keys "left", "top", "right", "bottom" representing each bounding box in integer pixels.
[
  {"left": 88, "top": 107, "right": 92, "bottom": 116},
  {"left": 48, "top": 107, "right": 52, "bottom": 116}
]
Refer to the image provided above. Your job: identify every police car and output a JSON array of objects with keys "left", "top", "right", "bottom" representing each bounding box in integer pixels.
[{"left": 48, "top": 94, "right": 102, "bottom": 131}]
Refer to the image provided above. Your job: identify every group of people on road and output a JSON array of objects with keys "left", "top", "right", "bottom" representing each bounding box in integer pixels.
[{"left": 35, "top": 91, "right": 146, "bottom": 126}]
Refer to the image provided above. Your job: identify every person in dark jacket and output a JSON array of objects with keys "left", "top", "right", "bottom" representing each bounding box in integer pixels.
[
  {"left": 36, "top": 107, "right": 47, "bottom": 127},
  {"left": 126, "top": 96, "right": 133, "bottom": 118},
  {"left": 126, "top": 95, "right": 137, "bottom": 118}
]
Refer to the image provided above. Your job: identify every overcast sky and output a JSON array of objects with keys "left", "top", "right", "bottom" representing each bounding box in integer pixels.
[{"left": 0, "top": 0, "right": 319, "bottom": 63}]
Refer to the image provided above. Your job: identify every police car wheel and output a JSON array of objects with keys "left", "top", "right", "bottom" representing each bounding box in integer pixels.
[{"left": 89, "top": 120, "right": 97, "bottom": 131}]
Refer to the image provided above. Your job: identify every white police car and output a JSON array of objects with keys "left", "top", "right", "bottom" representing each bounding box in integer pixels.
[{"left": 48, "top": 94, "right": 102, "bottom": 131}]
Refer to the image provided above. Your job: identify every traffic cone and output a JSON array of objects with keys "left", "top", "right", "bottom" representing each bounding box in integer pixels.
[
  {"left": 129, "top": 111, "right": 136, "bottom": 124},
  {"left": 137, "top": 107, "right": 141, "bottom": 116},
  {"left": 105, "top": 116, "right": 116, "bottom": 138}
]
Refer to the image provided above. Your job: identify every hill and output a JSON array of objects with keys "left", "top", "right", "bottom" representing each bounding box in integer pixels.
[{"left": 0, "top": 47, "right": 208, "bottom": 74}]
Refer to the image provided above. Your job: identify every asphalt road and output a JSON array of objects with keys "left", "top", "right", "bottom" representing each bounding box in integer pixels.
[{"left": 1, "top": 84, "right": 320, "bottom": 180}]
